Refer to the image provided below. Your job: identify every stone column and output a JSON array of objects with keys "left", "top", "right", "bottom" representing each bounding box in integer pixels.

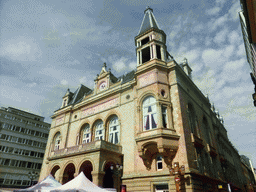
[
  {"left": 153, "top": 44, "right": 157, "bottom": 59},
  {"left": 156, "top": 102, "right": 163, "bottom": 128},
  {"left": 161, "top": 46, "right": 165, "bottom": 61},
  {"left": 150, "top": 45, "right": 153, "bottom": 60},
  {"left": 91, "top": 171, "right": 105, "bottom": 187},
  {"left": 139, "top": 50, "right": 142, "bottom": 64},
  {"left": 137, "top": 51, "right": 140, "bottom": 66},
  {"left": 167, "top": 104, "right": 174, "bottom": 130}
]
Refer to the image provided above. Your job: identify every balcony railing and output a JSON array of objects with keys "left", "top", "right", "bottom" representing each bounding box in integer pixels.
[
  {"left": 207, "top": 143, "right": 217, "bottom": 157},
  {"left": 191, "top": 133, "right": 204, "bottom": 148},
  {"left": 48, "top": 140, "right": 122, "bottom": 160}
]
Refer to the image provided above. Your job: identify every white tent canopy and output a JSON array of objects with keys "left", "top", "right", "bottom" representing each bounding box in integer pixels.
[
  {"left": 50, "top": 172, "right": 115, "bottom": 192},
  {"left": 13, "top": 174, "right": 62, "bottom": 192}
]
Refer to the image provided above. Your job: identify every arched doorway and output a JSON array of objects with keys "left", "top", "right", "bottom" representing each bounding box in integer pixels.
[
  {"left": 50, "top": 165, "right": 60, "bottom": 179},
  {"left": 103, "top": 162, "right": 114, "bottom": 188},
  {"left": 62, "top": 163, "right": 75, "bottom": 184},
  {"left": 79, "top": 161, "right": 93, "bottom": 181}
]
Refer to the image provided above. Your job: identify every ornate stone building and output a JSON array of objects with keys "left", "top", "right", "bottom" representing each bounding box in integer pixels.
[{"left": 39, "top": 7, "right": 246, "bottom": 192}]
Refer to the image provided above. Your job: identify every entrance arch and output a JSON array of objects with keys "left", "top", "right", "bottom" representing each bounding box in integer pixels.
[
  {"left": 50, "top": 165, "right": 60, "bottom": 179},
  {"left": 103, "top": 162, "right": 114, "bottom": 188},
  {"left": 62, "top": 163, "right": 75, "bottom": 184},
  {"left": 79, "top": 161, "right": 93, "bottom": 181}
]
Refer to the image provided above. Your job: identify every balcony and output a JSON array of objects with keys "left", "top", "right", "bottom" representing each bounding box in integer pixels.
[
  {"left": 135, "top": 128, "right": 180, "bottom": 169},
  {"left": 48, "top": 140, "right": 122, "bottom": 160},
  {"left": 207, "top": 144, "right": 217, "bottom": 157},
  {"left": 191, "top": 133, "right": 204, "bottom": 148}
]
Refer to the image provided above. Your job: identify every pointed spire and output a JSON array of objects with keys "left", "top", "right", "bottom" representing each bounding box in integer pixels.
[
  {"left": 138, "top": 6, "right": 160, "bottom": 35},
  {"left": 99, "top": 62, "right": 108, "bottom": 75},
  {"left": 64, "top": 88, "right": 71, "bottom": 97}
]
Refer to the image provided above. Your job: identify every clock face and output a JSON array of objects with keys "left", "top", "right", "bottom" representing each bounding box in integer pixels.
[{"left": 99, "top": 81, "right": 107, "bottom": 90}]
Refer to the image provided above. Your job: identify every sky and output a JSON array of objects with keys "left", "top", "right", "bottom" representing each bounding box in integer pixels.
[{"left": 0, "top": 0, "right": 255, "bottom": 168}]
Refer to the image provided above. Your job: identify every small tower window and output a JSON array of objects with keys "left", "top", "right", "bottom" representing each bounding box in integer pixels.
[
  {"left": 141, "top": 37, "right": 149, "bottom": 46},
  {"left": 156, "top": 45, "right": 162, "bottom": 60},
  {"left": 63, "top": 99, "right": 67, "bottom": 107},
  {"left": 156, "top": 155, "right": 163, "bottom": 170},
  {"left": 142, "top": 47, "right": 151, "bottom": 63}
]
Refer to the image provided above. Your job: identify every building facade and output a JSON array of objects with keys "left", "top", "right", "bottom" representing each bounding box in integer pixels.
[
  {"left": 239, "top": 0, "right": 256, "bottom": 106},
  {"left": 0, "top": 107, "right": 50, "bottom": 189},
  {"left": 40, "top": 8, "right": 246, "bottom": 192}
]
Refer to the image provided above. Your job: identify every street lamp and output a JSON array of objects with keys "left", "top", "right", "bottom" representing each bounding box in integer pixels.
[
  {"left": 169, "top": 162, "right": 185, "bottom": 192},
  {"left": 110, "top": 163, "right": 123, "bottom": 176},
  {"left": 28, "top": 171, "right": 38, "bottom": 186}
]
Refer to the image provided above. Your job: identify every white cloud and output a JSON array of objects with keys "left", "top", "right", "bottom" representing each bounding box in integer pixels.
[
  {"left": 228, "top": 30, "right": 240, "bottom": 45},
  {"left": 112, "top": 57, "right": 127, "bottom": 72},
  {"left": 66, "top": 59, "right": 80, "bottom": 65},
  {"left": 213, "top": 28, "right": 229, "bottom": 44},
  {"left": 0, "top": 36, "right": 42, "bottom": 62},
  {"left": 209, "top": 14, "right": 228, "bottom": 31},
  {"left": 206, "top": 7, "right": 221, "bottom": 15},
  {"left": 111, "top": 57, "right": 136, "bottom": 73},
  {"left": 228, "top": 1, "right": 241, "bottom": 21},
  {"left": 61, "top": 80, "right": 68, "bottom": 85},
  {"left": 192, "top": 23, "right": 204, "bottom": 33}
]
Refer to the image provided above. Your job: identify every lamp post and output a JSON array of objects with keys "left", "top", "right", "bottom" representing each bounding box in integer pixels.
[
  {"left": 110, "top": 164, "right": 123, "bottom": 191},
  {"left": 169, "top": 162, "right": 185, "bottom": 192},
  {"left": 28, "top": 171, "right": 38, "bottom": 186}
]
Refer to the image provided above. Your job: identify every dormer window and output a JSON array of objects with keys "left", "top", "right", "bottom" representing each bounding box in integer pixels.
[{"left": 63, "top": 99, "right": 67, "bottom": 107}]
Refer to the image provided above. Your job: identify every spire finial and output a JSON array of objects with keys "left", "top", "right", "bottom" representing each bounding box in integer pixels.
[
  {"left": 144, "top": 6, "right": 153, "bottom": 13},
  {"left": 183, "top": 57, "right": 188, "bottom": 64},
  {"left": 103, "top": 62, "right": 107, "bottom": 68}
]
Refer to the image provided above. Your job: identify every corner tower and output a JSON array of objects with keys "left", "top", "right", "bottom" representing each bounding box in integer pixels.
[{"left": 135, "top": 7, "right": 167, "bottom": 68}]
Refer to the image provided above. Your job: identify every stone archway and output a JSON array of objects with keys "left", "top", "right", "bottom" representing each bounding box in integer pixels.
[
  {"left": 50, "top": 165, "right": 60, "bottom": 179},
  {"left": 62, "top": 163, "right": 75, "bottom": 184},
  {"left": 79, "top": 161, "right": 93, "bottom": 181},
  {"left": 103, "top": 162, "right": 114, "bottom": 188}
]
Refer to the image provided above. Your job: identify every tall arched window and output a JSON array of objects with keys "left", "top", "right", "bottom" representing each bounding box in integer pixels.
[
  {"left": 108, "top": 115, "right": 120, "bottom": 144},
  {"left": 143, "top": 96, "right": 157, "bottom": 130},
  {"left": 94, "top": 120, "right": 104, "bottom": 141},
  {"left": 81, "top": 124, "right": 91, "bottom": 144},
  {"left": 202, "top": 117, "right": 213, "bottom": 146},
  {"left": 53, "top": 132, "right": 61, "bottom": 150},
  {"left": 187, "top": 104, "right": 199, "bottom": 137}
]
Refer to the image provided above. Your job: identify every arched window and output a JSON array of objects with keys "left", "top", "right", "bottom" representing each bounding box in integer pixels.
[
  {"left": 81, "top": 124, "right": 91, "bottom": 144},
  {"left": 143, "top": 96, "right": 157, "bottom": 130},
  {"left": 108, "top": 116, "right": 120, "bottom": 144},
  {"left": 53, "top": 132, "right": 61, "bottom": 150},
  {"left": 94, "top": 120, "right": 104, "bottom": 141}
]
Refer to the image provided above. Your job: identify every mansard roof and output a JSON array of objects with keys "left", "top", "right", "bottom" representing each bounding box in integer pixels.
[{"left": 138, "top": 7, "right": 160, "bottom": 35}]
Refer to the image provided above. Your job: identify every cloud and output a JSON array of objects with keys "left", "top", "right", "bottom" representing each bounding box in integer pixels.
[
  {"left": 206, "top": 7, "right": 221, "bottom": 15},
  {"left": 213, "top": 27, "right": 229, "bottom": 44},
  {"left": 227, "top": 1, "right": 241, "bottom": 21},
  {"left": 61, "top": 80, "right": 68, "bottom": 85},
  {"left": 0, "top": 36, "right": 42, "bottom": 62},
  {"left": 111, "top": 57, "right": 136, "bottom": 73}
]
